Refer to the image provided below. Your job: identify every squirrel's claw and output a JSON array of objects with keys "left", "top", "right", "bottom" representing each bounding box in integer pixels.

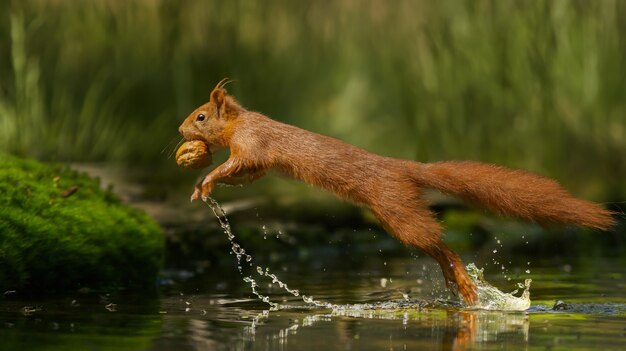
[
  {"left": 190, "top": 187, "right": 202, "bottom": 202},
  {"left": 200, "top": 180, "right": 214, "bottom": 201}
]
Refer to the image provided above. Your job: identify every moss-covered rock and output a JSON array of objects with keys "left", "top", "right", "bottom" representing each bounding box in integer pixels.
[{"left": 0, "top": 154, "right": 164, "bottom": 293}]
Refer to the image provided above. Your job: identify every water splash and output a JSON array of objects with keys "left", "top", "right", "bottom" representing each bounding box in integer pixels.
[
  {"left": 204, "top": 198, "right": 531, "bottom": 312},
  {"left": 204, "top": 198, "right": 252, "bottom": 272},
  {"left": 205, "top": 198, "right": 332, "bottom": 309},
  {"left": 466, "top": 263, "right": 531, "bottom": 311}
]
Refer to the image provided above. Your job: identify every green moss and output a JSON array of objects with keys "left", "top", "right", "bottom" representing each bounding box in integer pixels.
[{"left": 0, "top": 154, "right": 164, "bottom": 293}]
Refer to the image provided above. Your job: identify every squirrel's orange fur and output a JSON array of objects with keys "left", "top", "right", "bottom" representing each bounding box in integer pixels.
[{"left": 178, "top": 80, "right": 615, "bottom": 304}]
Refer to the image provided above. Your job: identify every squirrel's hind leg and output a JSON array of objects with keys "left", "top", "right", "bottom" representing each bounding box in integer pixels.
[
  {"left": 428, "top": 242, "right": 478, "bottom": 305},
  {"left": 372, "top": 204, "right": 478, "bottom": 305}
]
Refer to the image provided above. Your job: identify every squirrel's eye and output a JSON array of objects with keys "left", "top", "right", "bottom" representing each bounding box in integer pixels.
[{"left": 196, "top": 113, "right": 205, "bottom": 121}]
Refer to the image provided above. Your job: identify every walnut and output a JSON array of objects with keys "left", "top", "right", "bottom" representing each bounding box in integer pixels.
[{"left": 175, "top": 140, "right": 212, "bottom": 169}]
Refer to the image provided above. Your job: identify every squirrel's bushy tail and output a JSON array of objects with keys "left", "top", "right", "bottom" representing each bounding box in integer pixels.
[{"left": 415, "top": 161, "right": 614, "bottom": 230}]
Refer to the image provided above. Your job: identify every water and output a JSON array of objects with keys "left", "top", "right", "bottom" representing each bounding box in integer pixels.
[{"left": 0, "top": 201, "right": 624, "bottom": 350}]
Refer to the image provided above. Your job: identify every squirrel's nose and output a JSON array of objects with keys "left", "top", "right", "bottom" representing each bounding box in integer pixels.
[{"left": 178, "top": 126, "right": 184, "bottom": 136}]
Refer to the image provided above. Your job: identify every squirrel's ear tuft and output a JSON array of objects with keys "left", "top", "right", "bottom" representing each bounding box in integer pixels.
[{"left": 215, "top": 77, "right": 235, "bottom": 91}]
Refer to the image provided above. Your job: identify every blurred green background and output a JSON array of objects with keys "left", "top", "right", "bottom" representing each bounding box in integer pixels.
[
  {"left": 1, "top": 0, "right": 625, "bottom": 204},
  {"left": 2, "top": 5, "right": 626, "bottom": 348}
]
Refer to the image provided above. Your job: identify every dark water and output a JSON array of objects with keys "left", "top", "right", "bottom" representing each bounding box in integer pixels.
[{"left": 1, "top": 249, "right": 625, "bottom": 351}]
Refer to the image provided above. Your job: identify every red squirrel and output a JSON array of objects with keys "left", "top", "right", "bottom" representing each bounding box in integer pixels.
[{"left": 178, "top": 79, "right": 615, "bottom": 304}]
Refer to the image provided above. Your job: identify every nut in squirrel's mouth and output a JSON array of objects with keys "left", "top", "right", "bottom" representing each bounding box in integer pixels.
[
  {"left": 185, "top": 138, "right": 219, "bottom": 154},
  {"left": 197, "top": 141, "right": 220, "bottom": 154},
  {"left": 176, "top": 140, "right": 213, "bottom": 169}
]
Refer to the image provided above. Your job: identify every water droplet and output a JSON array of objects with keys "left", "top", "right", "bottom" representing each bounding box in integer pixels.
[
  {"left": 493, "top": 249, "right": 498, "bottom": 253},
  {"left": 205, "top": 198, "right": 333, "bottom": 308}
]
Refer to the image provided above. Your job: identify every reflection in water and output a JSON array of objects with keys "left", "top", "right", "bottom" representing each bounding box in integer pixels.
[
  {"left": 227, "top": 304, "right": 530, "bottom": 351},
  {"left": 444, "top": 310, "right": 529, "bottom": 350}
]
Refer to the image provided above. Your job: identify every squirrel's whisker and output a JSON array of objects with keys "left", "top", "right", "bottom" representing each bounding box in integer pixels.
[
  {"left": 161, "top": 135, "right": 181, "bottom": 156},
  {"left": 168, "top": 137, "right": 185, "bottom": 159}
]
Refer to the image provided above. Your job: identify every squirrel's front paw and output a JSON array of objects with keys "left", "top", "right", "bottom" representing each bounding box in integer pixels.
[{"left": 190, "top": 177, "right": 215, "bottom": 202}]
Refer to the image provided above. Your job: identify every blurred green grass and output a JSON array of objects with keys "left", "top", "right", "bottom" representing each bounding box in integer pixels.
[{"left": 1, "top": 0, "right": 624, "bottom": 202}]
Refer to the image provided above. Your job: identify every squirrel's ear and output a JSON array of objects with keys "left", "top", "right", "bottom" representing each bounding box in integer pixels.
[{"left": 210, "top": 88, "right": 225, "bottom": 116}]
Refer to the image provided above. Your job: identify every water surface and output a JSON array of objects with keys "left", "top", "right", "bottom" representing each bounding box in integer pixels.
[{"left": 1, "top": 250, "right": 625, "bottom": 350}]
